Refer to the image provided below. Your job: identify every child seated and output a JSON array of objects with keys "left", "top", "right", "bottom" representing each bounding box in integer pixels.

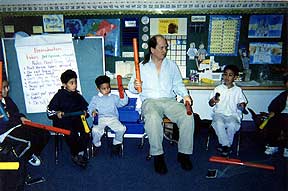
[
  {"left": 264, "top": 73, "right": 288, "bottom": 157},
  {"left": 47, "top": 69, "right": 90, "bottom": 168},
  {"left": 208, "top": 65, "right": 247, "bottom": 156},
  {"left": 88, "top": 75, "right": 128, "bottom": 156}
]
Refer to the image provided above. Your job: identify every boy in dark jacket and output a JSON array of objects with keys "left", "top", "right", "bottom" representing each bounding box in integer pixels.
[
  {"left": 264, "top": 73, "right": 288, "bottom": 157},
  {"left": 47, "top": 69, "right": 90, "bottom": 168}
]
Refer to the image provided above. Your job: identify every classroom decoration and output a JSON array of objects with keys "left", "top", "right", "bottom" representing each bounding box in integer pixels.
[
  {"left": 248, "top": 15, "right": 283, "bottom": 38},
  {"left": 42, "top": 15, "right": 64, "bottom": 32},
  {"left": 14, "top": 34, "right": 80, "bottom": 113},
  {"left": 208, "top": 15, "right": 241, "bottom": 56},
  {"left": 249, "top": 42, "right": 282, "bottom": 64},
  {"left": 122, "top": 18, "right": 139, "bottom": 46},
  {"left": 150, "top": 18, "right": 188, "bottom": 77},
  {"left": 0, "top": 1, "right": 287, "bottom": 15},
  {"left": 2, "top": 36, "right": 105, "bottom": 126},
  {"left": 65, "top": 18, "right": 120, "bottom": 56}
]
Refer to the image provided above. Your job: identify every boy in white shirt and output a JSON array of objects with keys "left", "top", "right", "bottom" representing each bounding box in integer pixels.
[{"left": 208, "top": 65, "right": 247, "bottom": 156}]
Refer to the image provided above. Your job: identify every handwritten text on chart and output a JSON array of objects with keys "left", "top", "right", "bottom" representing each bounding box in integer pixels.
[{"left": 15, "top": 36, "right": 79, "bottom": 113}]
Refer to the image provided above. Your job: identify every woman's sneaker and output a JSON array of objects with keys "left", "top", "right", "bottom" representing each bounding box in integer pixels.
[
  {"left": 264, "top": 146, "right": 278, "bottom": 155},
  {"left": 283, "top": 148, "right": 288, "bottom": 158},
  {"left": 28, "top": 154, "right": 41, "bottom": 166}
]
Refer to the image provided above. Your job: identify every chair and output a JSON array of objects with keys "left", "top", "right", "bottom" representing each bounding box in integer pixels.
[
  {"left": 138, "top": 117, "right": 179, "bottom": 160},
  {"left": 91, "top": 116, "right": 124, "bottom": 157},
  {"left": 54, "top": 133, "right": 63, "bottom": 165},
  {"left": 54, "top": 131, "right": 93, "bottom": 164},
  {"left": 205, "top": 111, "right": 247, "bottom": 156},
  {"left": 248, "top": 108, "right": 288, "bottom": 149}
]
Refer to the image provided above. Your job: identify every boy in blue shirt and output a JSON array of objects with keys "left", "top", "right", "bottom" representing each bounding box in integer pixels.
[
  {"left": 47, "top": 69, "right": 90, "bottom": 168},
  {"left": 88, "top": 75, "right": 128, "bottom": 156}
]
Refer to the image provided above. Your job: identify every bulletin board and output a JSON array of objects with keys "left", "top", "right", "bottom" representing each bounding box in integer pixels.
[{"left": 1, "top": 36, "right": 105, "bottom": 125}]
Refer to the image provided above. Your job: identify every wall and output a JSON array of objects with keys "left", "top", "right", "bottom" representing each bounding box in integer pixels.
[{"left": 1, "top": 13, "right": 287, "bottom": 80}]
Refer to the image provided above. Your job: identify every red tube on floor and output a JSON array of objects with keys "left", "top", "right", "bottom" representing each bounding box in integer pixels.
[{"left": 209, "top": 156, "right": 275, "bottom": 171}]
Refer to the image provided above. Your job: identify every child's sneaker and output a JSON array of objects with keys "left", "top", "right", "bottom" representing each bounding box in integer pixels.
[
  {"left": 283, "top": 148, "right": 288, "bottom": 158},
  {"left": 111, "top": 143, "right": 123, "bottom": 157},
  {"left": 264, "top": 146, "right": 278, "bottom": 155},
  {"left": 28, "top": 154, "right": 41, "bottom": 166},
  {"left": 92, "top": 145, "right": 101, "bottom": 157}
]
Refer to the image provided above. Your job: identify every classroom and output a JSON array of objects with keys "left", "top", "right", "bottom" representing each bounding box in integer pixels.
[{"left": 0, "top": 1, "right": 287, "bottom": 191}]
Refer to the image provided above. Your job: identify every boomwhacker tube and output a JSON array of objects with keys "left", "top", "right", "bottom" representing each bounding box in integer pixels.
[
  {"left": 62, "top": 111, "right": 85, "bottom": 117},
  {"left": 133, "top": 38, "right": 142, "bottom": 93},
  {"left": 209, "top": 156, "right": 275, "bottom": 171},
  {"left": 80, "top": 115, "right": 90, "bottom": 133},
  {"left": 117, "top": 75, "right": 124, "bottom": 99},
  {"left": 185, "top": 101, "right": 193, "bottom": 116},
  {"left": 0, "top": 162, "right": 20, "bottom": 170},
  {"left": 23, "top": 121, "right": 71, "bottom": 135},
  {"left": 259, "top": 116, "right": 272, "bottom": 129}
]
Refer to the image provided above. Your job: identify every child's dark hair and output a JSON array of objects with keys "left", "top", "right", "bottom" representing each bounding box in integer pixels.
[
  {"left": 61, "top": 69, "right": 77, "bottom": 83},
  {"left": 95, "top": 75, "right": 110, "bottom": 88},
  {"left": 223, "top": 65, "right": 239, "bottom": 76}
]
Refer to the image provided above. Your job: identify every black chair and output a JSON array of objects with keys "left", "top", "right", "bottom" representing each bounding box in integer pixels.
[{"left": 205, "top": 110, "right": 247, "bottom": 156}]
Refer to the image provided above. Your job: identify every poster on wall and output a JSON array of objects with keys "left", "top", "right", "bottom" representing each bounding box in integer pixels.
[
  {"left": 14, "top": 34, "right": 80, "bottom": 113},
  {"left": 208, "top": 15, "right": 241, "bottom": 56},
  {"left": 65, "top": 19, "right": 120, "bottom": 57},
  {"left": 43, "top": 15, "right": 64, "bottom": 32},
  {"left": 249, "top": 42, "right": 282, "bottom": 64},
  {"left": 150, "top": 18, "right": 187, "bottom": 77},
  {"left": 248, "top": 15, "right": 283, "bottom": 38}
]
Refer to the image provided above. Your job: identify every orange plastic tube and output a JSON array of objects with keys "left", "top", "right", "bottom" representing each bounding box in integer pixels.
[
  {"left": 185, "top": 101, "right": 193, "bottom": 115},
  {"left": 23, "top": 121, "right": 71, "bottom": 135},
  {"left": 117, "top": 75, "right": 124, "bottom": 99},
  {"left": 209, "top": 156, "right": 275, "bottom": 171},
  {"left": 133, "top": 38, "right": 142, "bottom": 93}
]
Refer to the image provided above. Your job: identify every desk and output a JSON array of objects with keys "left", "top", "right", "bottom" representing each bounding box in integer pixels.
[{"left": 111, "top": 78, "right": 285, "bottom": 121}]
